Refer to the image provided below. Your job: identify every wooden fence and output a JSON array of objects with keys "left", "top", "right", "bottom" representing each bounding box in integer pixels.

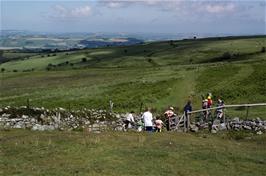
[{"left": 180, "top": 103, "right": 266, "bottom": 132}]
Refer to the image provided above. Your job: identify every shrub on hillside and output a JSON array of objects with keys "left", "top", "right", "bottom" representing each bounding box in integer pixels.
[
  {"left": 1, "top": 68, "right": 5, "bottom": 72},
  {"left": 261, "top": 47, "right": 265, "bottom": 53},
  {"left": 221, "top": 52, "right": 232, "bottom": 60},
  {"left": 13, "top": 69, "right": 18, "bottom": 72},
  {"left": 82, "top": 58, "right": 87, "bottom": 62}
]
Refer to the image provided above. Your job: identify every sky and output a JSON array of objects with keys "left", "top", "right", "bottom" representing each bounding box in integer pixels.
[{"left": 1, "top": 0, "right": 266, "bottom": 35}]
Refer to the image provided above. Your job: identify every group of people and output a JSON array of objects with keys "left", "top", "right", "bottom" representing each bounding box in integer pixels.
[
  {"left": 123, "top": 108, "right": 164, "bottom": 132},
  {"left": 201, "top": 93, "right": 225, "bottom": 121},
  {"left": 123, "top": 94, "right": 225, "bottom": 132}
]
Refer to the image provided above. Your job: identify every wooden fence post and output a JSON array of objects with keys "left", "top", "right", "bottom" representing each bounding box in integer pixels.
[
  {"left": 109, "top": 100, "right": 113, "bottom": 113},
  {"left": 246, "top": 106, "right": 249, "bottom": 120},
  {"left": 223, "top": 109, "right": 225, "bottom": 123},
  {"left": 187, "top": 113, "right": 190, "bottom": 132},
  {"left": 139, "top": 102, "right": 143, "bottom": 113},
  {"left": 27, "top": 98, "right": 30, "bottom": 109}
]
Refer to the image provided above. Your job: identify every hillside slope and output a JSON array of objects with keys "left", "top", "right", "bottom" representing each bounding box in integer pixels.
[{"left": 0, "top": 36, "right": 265, "bottom": 116}]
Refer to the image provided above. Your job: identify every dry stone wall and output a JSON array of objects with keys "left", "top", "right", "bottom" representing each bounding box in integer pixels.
[{"left": 0, "top": 106, "right": 265, "bottom": 134}]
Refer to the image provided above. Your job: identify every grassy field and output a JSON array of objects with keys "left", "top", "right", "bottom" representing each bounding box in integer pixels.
[
  {"left": 1, "top": 130, "right": 266, "bottom": 176},
  {"left": 1, "top": 36, "right": 266, "bottom": 176},
  {"left": 0, "top": 36, "right": 266, "bottom": 116}
]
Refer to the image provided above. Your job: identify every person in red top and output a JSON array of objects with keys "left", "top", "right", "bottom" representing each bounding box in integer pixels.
[{"left": 207, "top": 95, "right": 213, "bottom": 108}]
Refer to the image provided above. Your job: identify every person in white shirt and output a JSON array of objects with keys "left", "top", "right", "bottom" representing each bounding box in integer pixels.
[
  {"left": 141, "top": 108, "right": 153, "bottom": 132},
  {"left": 124, "top": 111, "right": 135, "bottom": 130}
]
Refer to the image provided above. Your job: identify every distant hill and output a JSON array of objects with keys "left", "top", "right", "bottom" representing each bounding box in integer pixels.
[{"left": 0, "top": 31, "right": 144, "bottom": 50}]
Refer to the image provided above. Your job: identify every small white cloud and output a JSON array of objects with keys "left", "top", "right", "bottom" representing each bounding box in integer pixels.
[
  {"left": 99, "top": 0, "right": 134, "bottom": 8},
  {"left": 71, "top": 6, "right": 91, "bottom": 17},
  {"left": 205, "top": 3, "right": 235, "bottom": 13},
  {"left": 51, "top": 5, "right": 92, "bottom": 18}
]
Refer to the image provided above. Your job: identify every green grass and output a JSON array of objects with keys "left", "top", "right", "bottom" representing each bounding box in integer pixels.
[
  {"left": 1, "top": 36, "right": 266, "bottom": 176},
  {"left": 1, "top": 130, "right": 266, "bottom": 176},
  {"left": 1, "top": 37, "right": 265, "bottom": 71},
  {"left": 0, "top": 36, "right": 265, "bottom": 116}
]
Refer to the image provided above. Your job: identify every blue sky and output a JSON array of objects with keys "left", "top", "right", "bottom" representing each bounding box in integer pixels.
[{"left": 1, "top": 0, "right": 265, "bottom": 34}]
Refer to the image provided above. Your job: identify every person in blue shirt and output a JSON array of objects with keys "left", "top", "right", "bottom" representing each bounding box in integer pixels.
[{"left": 183, "top": 100, "right": 192, "bottom": 130}]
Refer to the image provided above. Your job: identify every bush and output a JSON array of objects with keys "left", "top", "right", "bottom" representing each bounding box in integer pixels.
[
  {"left": 261, "top": 47, "right": 265, "bottom": 53},
  {"left": 221, "top": 52, "right": 232, "bottom": 60},
  {"left": 13, "top": 69, "right": 18, "bottom": 72},
  {"left": 1, "top": 68, "right": 5, "bottom": 72},
  {"left": 82, "top": 58, "right": 87, "bottom": 62}
]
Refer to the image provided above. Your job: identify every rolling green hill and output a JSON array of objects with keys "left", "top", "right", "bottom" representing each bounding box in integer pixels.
[{"left": 0, "top": 36, "right": 266, "bottom": 117}]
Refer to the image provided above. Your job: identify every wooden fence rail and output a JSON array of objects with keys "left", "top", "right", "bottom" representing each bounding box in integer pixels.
[{"left": 181, "top": 103, "right": 266, "bottom": 132}]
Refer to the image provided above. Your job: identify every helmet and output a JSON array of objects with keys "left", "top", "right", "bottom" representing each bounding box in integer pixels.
[
  {"left": 169, "top": 107, "right": 174, "bottom": 110},
  {"left": 207, "top": 96, "right": 211, "bottom": 99}
]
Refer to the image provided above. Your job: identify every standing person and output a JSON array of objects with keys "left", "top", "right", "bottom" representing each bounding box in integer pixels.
[
  {"left": 183, "top": 100, "right": 192, "bottom": 131},
  {"left": 164, "top": 106, "right": 175, "bottom": 131},
  {"left": 124, "top": 111, "right": 135, "bottom": 130},
  {"left": 207, "top": 93, "right": 213, "bottom": 108},
  {"left": 142, "top": 107, "right": 153, "bottom": 132},
  {"left": 216, "top": 97, "right": 225, "bottom": 121},
  {"left": 155, "top": 117, "right": 164, "bottom": 132},
  {"left": 202, "top": 99, "right": 209, "bottom": 122}
]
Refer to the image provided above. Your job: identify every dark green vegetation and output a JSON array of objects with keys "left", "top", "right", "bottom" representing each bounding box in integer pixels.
[
  {"left": 1, "top": 130, "right": 266, "bottom": 176},
  {"left": 0, "top": 36, "right": 266, "bottom": 116}
]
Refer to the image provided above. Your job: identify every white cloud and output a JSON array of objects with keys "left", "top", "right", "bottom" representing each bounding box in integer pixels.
[
  {"left": 99, "top": 0, "right": 134, "bottom": 8},
  {"left": 52, "top": 5, "right": 92, "bottom": 18},
  {"left": 71, "top": 6, "right": 92, "bottom": 17},
  {"left": 205, "top": 3, "right": 235, "bottom": 13}
]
